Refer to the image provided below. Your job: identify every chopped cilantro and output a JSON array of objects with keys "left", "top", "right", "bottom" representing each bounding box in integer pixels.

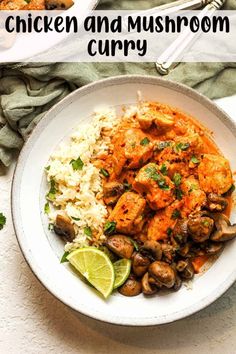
[
  {"left": 203, "top": 220, "right": 209, "bottom": 226},
  {"left": 0, "top": 213, "right": 6, "bottom": 230},
  {"left": 167, "top": 227, "right": 173, "bottom": 236},
  {"left": 45, "top": 165, "right": 50, "bottom": 171},
  {"left": 46, "top": 179, "right": 57, "bottom": 201},
  {"left": 145, "top": 165, "right": 169, "bottom": 190},
  {"left": 71, "top": 216, "right": 80, "bottom": 221},
  {"left": 44, "top": 202, "right": 50, "bottom": 214},
  {"left": 175, "top": 142, "right": 190, "bottom": 152},
  {"left": 100, "top": 168, "right": 110, "bottom": 178},
  {"left": 48, "top": 223, "right": 54, "bottom": 231},
  {"left": 70, "top": 156, "right": 84, "bottom": 171},
  {"left": 160, "top": 163, "right": 168, "bottom": 176},
  {"left": 60, "top": 251, "right": 69, "bottom": 263},
  {"left": 171, "top": 209, "right": 181, "bottom": 219},
  {"left": 173, "top": 173, "right": 182, "bottom": 187},
  {"left": 140, "top": 137, "right": 150, "bottom": 146},
  {"left": 129, "top": 238, "right": 139, "bottom": 251},
  {"left": 84, "top": 226, "right": 92, "bottom": 239},
  {"left": 123, "top": 180, "right": 132, "bottom": 191},
  {"left": 104, "top": 221, "right": 116, "bottom": 235},
  {"left": 175, "top": 188, "right": 183, "bottom": 200},
  {"left": 190, "top": 156, "right": 200, "bottom": 164},
  {"left": 156, "top": 141, "right": 171, "bottom": 151}
]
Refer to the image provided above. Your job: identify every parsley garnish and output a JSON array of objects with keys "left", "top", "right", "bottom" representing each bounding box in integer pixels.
[
  {"left": 100, "top": 168, "right": 110, "bottom": 178},
  {"left": 104, "top": 221, "right": 116, "bottom": 235},
  {"left": 60, "top": 251, "right": 69, "bottom": 263},
  {"left": 190, "top": 156, "right": 200, "bottom": 164},
  {"left": 45, "top": 165, "right": 50, "bottom": 171},
  {"left": 123, "top": 180, "right": 132, "bottom": 191},
  {"left": 140, "top": 137, "right": 150, "bottom": 146},
  {"left": 70, "top": 156, "right": 84, "bottom": 171},
  {"left": 171, "top": 209, "right": 181, "bottom": 219},
  {"left": 48, "top": 223, "right": 54, "bottom": 231},
  {"left": 173, "top": 173, "right": 182, "bottom": 187},
  {"left": 167, "top": 227, "right": 173, "bottom": 236},
  {"left": 44, "top": 202, "right": 50, "bottom": 214},
  {"left": 0, "top": 213, "right": 6, "bottom": 230},
  {"left": 160, "top": 163, "right": 168, "bottom": 176}
]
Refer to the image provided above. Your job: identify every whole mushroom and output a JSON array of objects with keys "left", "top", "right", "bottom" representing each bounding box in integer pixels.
[
  {"left": 188, "top": 215, "right": 214, "bottom": 243},
  {"left": 141, "top": 272, "right": 157, "bottom": 295},
  {"left": 132, "top": 252, "right": 151, "bottom": 277},
  {"left": 106, "top": 234, "right": 134, "bottom": 259},
  {"left": 205, "top": 193, "right": 228, "bottom": 212},
  {"left": 118, "top": 277, "right": 142, "bottom": 297},
  {"left": 176, "top": 260, "right": 194, "bottom": 280},
  {"left": 54, "top": 214, "right": 75, "bottom": 242},
  {"left": 148, "top": 261, "right": 176, "bottom": 288},
  {"left": 140, "top": 240, "right": 162, "bottom": 261}
]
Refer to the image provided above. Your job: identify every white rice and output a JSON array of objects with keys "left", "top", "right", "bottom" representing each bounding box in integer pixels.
[{"left": 45, "top": 107, "right": 120, "bottom": 252}]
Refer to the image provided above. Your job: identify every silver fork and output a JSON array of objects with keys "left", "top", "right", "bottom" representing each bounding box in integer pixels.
[{"left": 155, "top": 0, "right": 226, "bottom": 74}]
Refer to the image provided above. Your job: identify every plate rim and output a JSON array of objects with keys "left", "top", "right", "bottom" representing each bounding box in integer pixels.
[{"left": 11, "top": 74, "right": 236, "bottom": 326}]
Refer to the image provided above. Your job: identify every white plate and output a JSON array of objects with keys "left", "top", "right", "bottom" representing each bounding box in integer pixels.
[{"left": 12, "top": 75, "right": 236, "bottom": 326}]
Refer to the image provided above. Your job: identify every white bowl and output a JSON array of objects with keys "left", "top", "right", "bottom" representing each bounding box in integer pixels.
[{"left": 12, "top": 75, "right": 236, "bottom": 326}]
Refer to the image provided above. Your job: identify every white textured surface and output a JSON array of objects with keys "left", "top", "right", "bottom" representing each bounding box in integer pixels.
[{"left": 1, "top": 96, "right": 236, "bottom": 354}]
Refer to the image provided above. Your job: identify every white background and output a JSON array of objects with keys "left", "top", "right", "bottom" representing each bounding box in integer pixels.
[{"left": 1, "top": 94, "right": 236, "bottom": 353}]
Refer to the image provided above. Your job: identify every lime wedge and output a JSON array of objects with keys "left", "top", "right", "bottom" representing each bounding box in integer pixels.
[
  {"left": 113, "top": 259, "right": 131, "bottom": 289},
  {"left": 67, "top": 247, "right": 115, "bottom": 298}
]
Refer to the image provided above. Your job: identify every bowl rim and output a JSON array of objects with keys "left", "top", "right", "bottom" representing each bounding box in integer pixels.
[{"left": 11, "top": 74, "right": 236, "bottom": 326}]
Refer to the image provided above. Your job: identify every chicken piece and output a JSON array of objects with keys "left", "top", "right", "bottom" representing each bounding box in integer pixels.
[
  {"left": 147, "top": 200, "right": 183, "bottom": 241},
  {"left": 137, "top": 106, "right": 174, "bottom": 132},
  {"left": 45, "top": 0, "right": 74, "bottom": 9},
  {"left": 198, "top": 154, "right": 233, "bottom": 195},
  {"left": 109, "top": 192, "right": 146, "bottom": 235},
  {"left": 133, "top": 163, "right": 174, "bottom": 210},
  {"left": 0, "top": 0, "right": 29, "bottom": 9},
  {"left": 112, "top": 128, "right": 154, "bottom": 175},
  {"left": 24, "top": 0, "right": 45, "bottom": 9},
  {"left": 181, "top": 176, "right": 206, "bottom": 217}
]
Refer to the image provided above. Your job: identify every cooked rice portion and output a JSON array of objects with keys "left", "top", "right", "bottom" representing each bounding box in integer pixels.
[{"left": 45, "top": 108, "right": 120, "bottom": 251}]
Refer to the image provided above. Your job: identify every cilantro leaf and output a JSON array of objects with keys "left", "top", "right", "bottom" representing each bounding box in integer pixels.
[
  {"left": 173, "top": 173, "right": 182, "bottom": 187},
  {"left": 171, "top": 209, "right": 181, "bottom": 219},
  {"left": 175, "top": 142, "right": 190, "bottom": 152},
  {"left": 70, "top": 157, "right": 84, "bottom": 171},
  {"left": 60, "top": 251, "right": 69, "bottom": 263},
  {"left": 156, "top": 141, "right": 171, "bottom": 151},
  {"left": 46, "top": 179, "right": 57, "bottom": 201},
  {"left": 160, "top": 163, "right": 168, "bottom": 176},
  {"left": 0, "top": 213, "right": 6, "bottom": 230},
  {"left": 104, "top": 221, "right": 116, "bottom": 235},
  {"left": 190, "top": 156, "right": 200, "bottom": 164},
  {"left": 100, "top": 168, "right": 110, "bottom": 177},
  {"left": 84, "top": 226, "right": 92, "bottom": 239},
  {"left": 140, "top": 137, "right": 150, "bottom": 146},
  {"left": 44, "top": 202, "right": 50, "bottom": 214},
  {"left": 71, "top": 216, "right": 80, "bottom": 221}
]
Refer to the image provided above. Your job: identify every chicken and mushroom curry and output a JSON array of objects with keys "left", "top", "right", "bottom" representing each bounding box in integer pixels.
[{"left": 47, "top": 101, "right": 236, "bottom": 298}]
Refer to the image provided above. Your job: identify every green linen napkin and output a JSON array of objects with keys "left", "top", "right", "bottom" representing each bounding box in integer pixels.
[{"left": 0, "top": 0, "right": 235, "bottom": 166}]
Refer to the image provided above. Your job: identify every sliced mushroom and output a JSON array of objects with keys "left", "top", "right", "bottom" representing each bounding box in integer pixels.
[
  {"left": 132, "top": 252, "right": 151, "bottom": 277},
  {"left": 45, "top": 0, "right": 74, "bottom": 9},
  {"left": 141, "top": 272, "right": 157, "bottom": 295},
  {"left": 177, "top": 242, "right": 191, "bottom": 258},
  {"left": 54, "top": 214, "right": 75, "bottom": 242},
  {"left": 210, "top": 214, "right": 236, "bottom": 242},
  {"left": 140, "top": 240, "right": 162, "bottom": 261},
  {"left": 103, "top": 181, "right": 125, "bottom": 205},
  {"left": 148, "top": 261, "right": 176, "bottom": 288},
  {"left": 205, "top": 193, "right": 228, "bottom": 212},
  {"left": 188, "top": 215, "right": 214, "bottom": 243},
  {"left": 176, "top": 260, "right": 194, "bottom": 280},
  {"left": 118, "top": 277, "right": 142, "bottom": 297},
  {"left": 172, "top": 219, "right": 188, "bottom": 244},
  {"left": 106, "top": 234, "right": 134, "bottom": 259}
]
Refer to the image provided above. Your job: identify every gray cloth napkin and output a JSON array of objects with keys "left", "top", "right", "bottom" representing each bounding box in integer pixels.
[{"left": 0, "top": 0, "right": 235, "bottom": 166}]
